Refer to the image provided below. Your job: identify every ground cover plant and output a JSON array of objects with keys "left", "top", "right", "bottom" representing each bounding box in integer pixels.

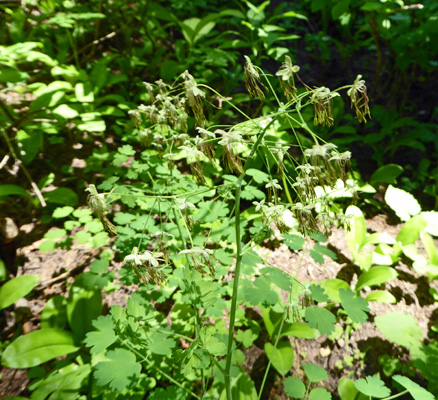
[{"left": 1, "top": 0, "right": 438, "bottom": 399}]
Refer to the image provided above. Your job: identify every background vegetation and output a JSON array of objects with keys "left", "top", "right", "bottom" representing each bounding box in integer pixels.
[{"left": 1, "top": 0, "right": 437, "bottom": 399}]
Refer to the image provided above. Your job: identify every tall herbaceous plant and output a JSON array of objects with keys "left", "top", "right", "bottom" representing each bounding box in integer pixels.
[{"left": 84, "top": 56, "right": 370, "bottom": 399}]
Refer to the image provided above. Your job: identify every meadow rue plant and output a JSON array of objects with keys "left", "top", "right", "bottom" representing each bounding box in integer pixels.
[{"left": 82, "top": 56, "right": 378, "bottom": 400}]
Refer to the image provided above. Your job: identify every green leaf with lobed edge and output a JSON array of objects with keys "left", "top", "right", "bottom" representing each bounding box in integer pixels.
[
  {"left": 339, "top": 289, "right": 369, "bottom": 323},
  {"left": 94, "top": 348, "right": 141, "bottom": 392}
]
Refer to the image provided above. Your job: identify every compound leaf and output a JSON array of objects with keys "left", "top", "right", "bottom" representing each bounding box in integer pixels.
[
  {"left": 94, "top": 348, "right": 141, "bottom": 392},
  {"left": 339, "top": 289, "right": 369, "bottom": 323},
  {"left": 392, "top": 375, "right": 434, "bottom": 400},
  {"left": 305, "top": 307, "right": 336, "bottom": 336},
  {"left": 84, "top": 315, "right": 116, "bottom": 354},
  {"left": 354, "top": 376, "right": 390, "bottom": 398}
]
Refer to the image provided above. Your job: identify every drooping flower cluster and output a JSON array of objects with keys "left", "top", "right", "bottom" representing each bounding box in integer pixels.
[
  {"left": 275, "top": 55, "right": 300, "bottom": 101},
  {"left": 182, "top": 70, "right": 206, "bottom": 125},
  {"left": 311, "top": 87, "right": 340, "bottom": 127},
  {"left": 124, "top": 246, "right": 166, "bottom": 286},
  {"left": 291, "top": 143, "right": 355, "bottom": 235},
  {"left": 217, "top": 128, "right": 245, "bottom": 174},
  {"left": 244, "top": 56, "right": 266, "bottom": 98},
  {"left": 347, "top": 75, "right": 371, "bottom": 123},
  {"left": 253, "top": 200, "right": 290, "bottom": 234},
  {"left": 85, "top": 184, "right": 117, "bottom": 236},
  {"left": 179, "top": 247, "right": 215, "bottom": 276}
]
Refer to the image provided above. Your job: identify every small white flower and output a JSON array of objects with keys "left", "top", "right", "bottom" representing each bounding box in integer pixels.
[
  {"left": 265, "top": 179, "right": 282, "bottom": 190},
  {"left": 175, "top": 198, "right": 196, "bottom": 210}
]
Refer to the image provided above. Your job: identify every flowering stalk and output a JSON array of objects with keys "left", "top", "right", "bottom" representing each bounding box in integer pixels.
[{"left": 224, "top": 116, "right": 278, "bottom": 400}]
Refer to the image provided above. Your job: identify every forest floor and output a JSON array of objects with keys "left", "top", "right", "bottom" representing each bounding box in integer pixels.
[{"left": 1, "top": 214, "right": 437, "bottom": 399}]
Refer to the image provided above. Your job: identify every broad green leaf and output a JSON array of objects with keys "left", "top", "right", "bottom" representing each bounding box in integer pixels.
[
  {"left": 354, "top": 376, "right": 390, "bottom": 398},
  {"left": 218, "top": 371, "right": 258, "bottom": 400},
  {"left": 372, "top": 243, "right": 397, "bottom": 265},
  {"left": 421, "top": 211, "right": 438, "bottom": 236},
  {"left": 421, "top": 232, "right": 438, "bottom": 265},
  {"left": 0, "top": 275, "right": 40, "bottom": 310},
  {"left": 303, "top": 363, "right": 328, "bottom": 382},
  {"left": 77, "top": 119, "right": 106, "bottom": 132},
  {"left": 356, "top": 267, "right": 398, "bottom": 291},
  {"left": 28, "top": 364, "right": 90, "bottom": 400},
  {"left": 67, "top": 274, "right": 102, "bottom": 341},
  {"left": 362, "top": 232, "right": 395, "bottom": 246},
  {"left": 0, "top": 68, "right": 29, "bottom": 83},
  {"left": 40, "top": 295, "right": 67, "bottom": 329},
  {"left": 264, "top": 341, "right": 294, "bottom": 376},
  {"left": 261, "top": 307, "right": 282, "bottom": 338},
  {"left": 280, "top": 322, "right": 320, "bottom": 339},
  {"left": 39, "top": 240, "right": 55, "bottom": 253},
  {"left": 75, "top": 82, "right": 94, "bottom": 102},
  {"left": 283, "top": 234, "right": 305, "bottom": 251},
  {"left": 385, "top": 185, "right": 421, "bottom": 221},
  {"left": 394, "top": 215, "right": 428, "bottom": 258},
  {"left": 392, "top": 375, "right": 435, "bottom": 400},
  {"left": 284, "top": 376, "right": 305, "bottom": 398},
  {"left": 411, "top": 341, "right": 438, "bottom": 383},
  {"left": 320, "top": 279, "right": 350, "bottom": 303},
  {"left": 0, "top": 259, "right": 7, "bottom": 282},
  {"left": 94, "top": 348, "right": 141, "bottom": 392},
  {"left": 1, "top": 329, "right": 78, "bottom": 368},
  {"left": 44, "top": 188, "right": 78, "bottom": 206},
  {"left": 365, "top": 290, "right": 396, "bottom": 304},
  {"left": 345, "top": 205, "right": 367, "bottom": 251},
  {"left": 370, "top": 164, "right": 403, "bottom": 186},
  {"left": 52, "top": 206, "right": 74, "bottom": 219},
  {"left": 0, "top": 184, "right": 31, "bottom": 199},
  {"left": 44, "top": 228, "right": 67, "bottom": 239},
  {"left": 84, "top": 315, "right": 116, "bottom": 354},
  {"left": 16, "top": 130, "right": 41, "bottom": 164},
  {"left": 305, "top": 307, "right": 336, "bottom": 335},
  {"left": 338, "top": 377, "right": 360, "bottom": 400},
  {"left": 52, "top": 104, "right": 79, "bottom": 119},
  {"left": 332, "top": 0, "right": 350, "bottom": 20},
  {"left": 339, "top": 289, "right": 369, "bottom": 323},
  {"left": 309, "top": 387, "right": 332, "bottom": 400},
  {"left": 375, "top": 312, "right": 422, "bottom": 347}
]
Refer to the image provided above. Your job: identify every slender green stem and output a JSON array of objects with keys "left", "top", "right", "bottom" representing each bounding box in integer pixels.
[
  {"left": 257, "top": 310, "right": 287, "bottom": 400},
  {"left": 224, "top": 117, "right": 278, "bottom": 400},
  {"left": 155, "top": 329, "right": 194, "bottom": 343},
  {"left": 66, "top": 28, "right": 80, "bottom": 68},
  {"left": 118, "top": 338, "right": 201, "bottom": 399},
  {"left": 383, "top": 390, "right": 408, "bottom": 400},
  {"left": 1, "top": 131, "right": 46, "bottom": 207}
]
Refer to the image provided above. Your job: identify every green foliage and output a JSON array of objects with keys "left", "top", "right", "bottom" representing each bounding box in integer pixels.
[
  {"left": 1, "top": 1, "right": 437, "bottom": 399},
  {"left": 1, "top": 329, "right": 78, "bottom": 369},
  {"left": 0, "top": 275, "right": 40, "bottom": 310}
]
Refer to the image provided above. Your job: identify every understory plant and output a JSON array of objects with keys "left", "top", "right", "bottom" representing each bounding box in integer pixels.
[
  {"left": 83, "top": 57, "right": 367, "bottom": 399},
  {"left": 79, "top": 57, "right": 432, "bottom": 399},
  {"left": 3, "top": 56, "right": 435, "bottom": 400}
]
